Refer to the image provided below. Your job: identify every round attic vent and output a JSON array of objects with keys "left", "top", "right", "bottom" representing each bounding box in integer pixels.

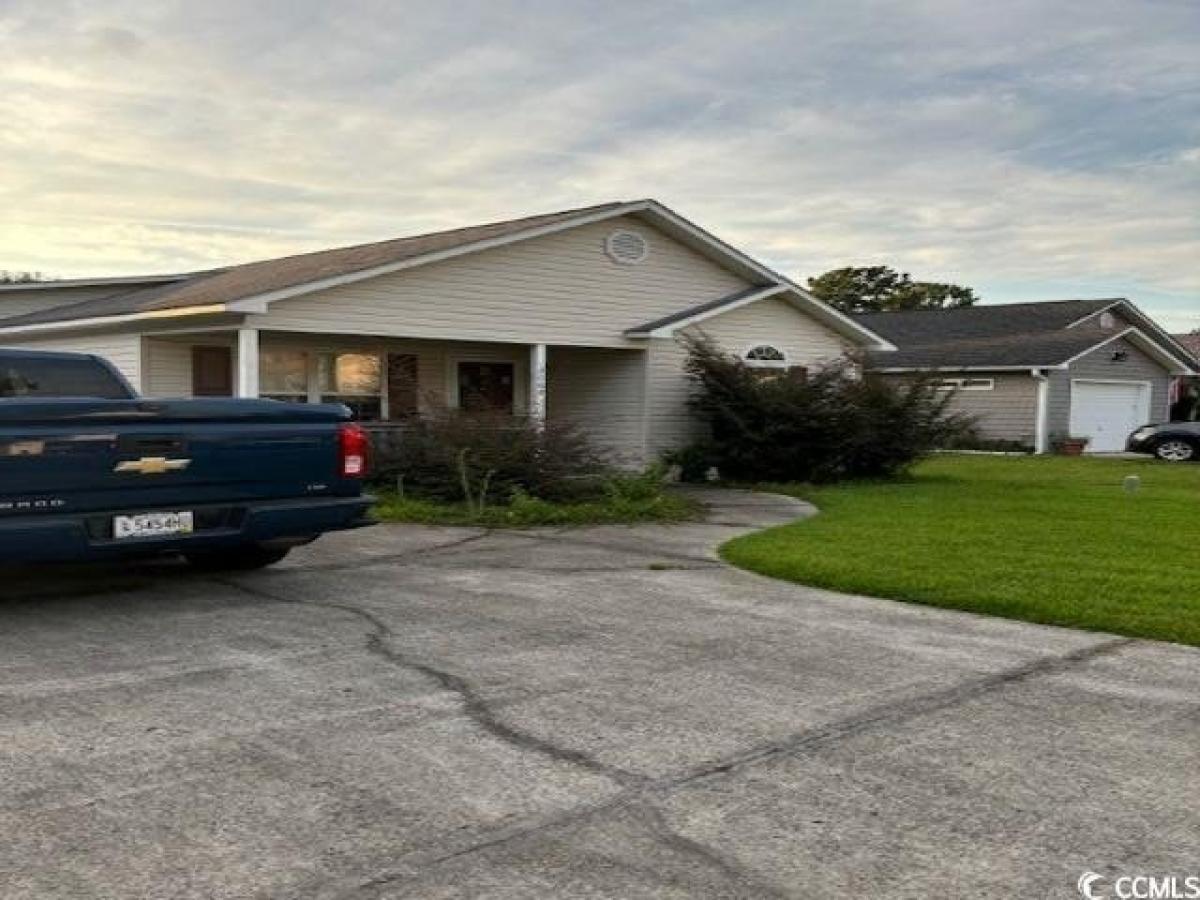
[{"left": 605, "top": 229, "right": 649, "bottom": 265}]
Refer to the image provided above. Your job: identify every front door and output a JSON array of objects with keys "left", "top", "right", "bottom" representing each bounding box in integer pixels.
[
  {"left": 192, "top": 346, "right": 233, "bottom": 397},
  {"left": 387, "top": 353, "right": 419, "bottom": 420},
  {"left": 458, "top": 362, "right": 514, "bottom": 413}
]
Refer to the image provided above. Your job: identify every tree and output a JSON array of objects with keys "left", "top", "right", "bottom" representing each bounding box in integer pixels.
[
  {"left": 807, "top": 266, "right": 977, "bottom": 314},
  {"left": 0, "top": 271, "right": 46, "bottom": 284}
]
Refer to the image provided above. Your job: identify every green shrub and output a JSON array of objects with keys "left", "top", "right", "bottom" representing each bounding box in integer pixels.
[
  {"left": 681, "top": 333, "right": 972, "bottom": 482},
  {"left": 371, "top": 409, "right": 607, "bottom": 506}
]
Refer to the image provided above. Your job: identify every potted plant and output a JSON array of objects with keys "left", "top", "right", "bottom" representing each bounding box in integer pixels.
[{"left": 1051, "top": 434, "right": 1090, "bottom": 456}]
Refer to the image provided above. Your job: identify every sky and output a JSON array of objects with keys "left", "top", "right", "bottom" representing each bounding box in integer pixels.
[{"left": 1, "top": 0, "right": 1197, "bottom": 332}]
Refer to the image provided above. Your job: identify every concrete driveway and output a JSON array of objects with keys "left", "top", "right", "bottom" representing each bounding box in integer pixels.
[{"left": 1, "top": 490, "right": 1196, "bottom": 899}]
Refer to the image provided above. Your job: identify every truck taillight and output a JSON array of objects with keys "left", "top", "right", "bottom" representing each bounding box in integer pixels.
[{"left": 338, "top": 423, "right": 370, "bottom": 478}]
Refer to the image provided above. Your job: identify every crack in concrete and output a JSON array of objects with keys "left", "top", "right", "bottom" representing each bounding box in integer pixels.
[
  {"left": 183, "top": 491, "right": 1134, "bottom": 895},
  {"left": 630, "top": 802, "right": 796, "bottom": 899},
  {"left": 650, "top": 636, "right": 1134, "bottom": 790},
  {"left": 217, "top": 576, "right": 644, "bottom": 791},
  {"left": 307, "top": 622, "right": 1133, "bottom": 896}
]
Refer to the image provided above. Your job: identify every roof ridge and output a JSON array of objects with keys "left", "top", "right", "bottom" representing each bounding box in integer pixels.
[
  {"left": 207, "top": 200, "right": 636, "bottom": 274},
  {"left": 857, "top": 298, "right": 1123, "bottom": 318}
]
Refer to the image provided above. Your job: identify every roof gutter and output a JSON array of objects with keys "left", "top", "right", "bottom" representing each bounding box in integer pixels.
[{"left": 873, "top": 364, "right": 1070, "bottom": 373}]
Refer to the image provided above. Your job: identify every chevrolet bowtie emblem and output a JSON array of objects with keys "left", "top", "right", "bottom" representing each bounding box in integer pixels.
[{"left": 114, "top": 457, "right": 192, "bottom": 476}]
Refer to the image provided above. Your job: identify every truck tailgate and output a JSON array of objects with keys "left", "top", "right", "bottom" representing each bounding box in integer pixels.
[{"left": 0, "top": 398, "right": 357, "bottom": 518}]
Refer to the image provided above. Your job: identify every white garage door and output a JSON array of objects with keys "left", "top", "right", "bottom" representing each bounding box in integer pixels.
[{"left": 1069, "top": 380, "right": 1151, "bottom": 453}]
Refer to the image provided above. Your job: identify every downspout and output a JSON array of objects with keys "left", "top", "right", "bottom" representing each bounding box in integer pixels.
[{"left": 1031, "top": 369, "right": 1050, "bottom": 454}]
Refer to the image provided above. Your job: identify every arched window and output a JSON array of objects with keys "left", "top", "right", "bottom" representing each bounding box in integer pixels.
[{"left": 743, "top": 344, "right": 788, "bottom": 368}]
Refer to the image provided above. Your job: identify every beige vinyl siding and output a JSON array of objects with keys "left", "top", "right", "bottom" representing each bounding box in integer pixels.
[
  {"left": 0, "top": 331, "right": 143, "bottom": 391},
  {"left": 644, "top": 339, "right": 701, "bottom": 458},
  {"left": 258, "top": 216, "right": 753, "bottom": 348},
  {"left": 1048, "top": 337, "right": 1171, "bottom": 434},
  {"left": 945, "top": 374, "right": 1037, "bottom": 445},
  {"left": 644, "top": 295, "right": 855, "bottom": 459},
  {"left": 877, "top": 373, "right": 1037, "bottom": 445},
  {"left": 547, "top": 347, "right": 647, "bottom": 466},
  {"left": 144, "top": 338, "right": 199, "bottom": 396}
]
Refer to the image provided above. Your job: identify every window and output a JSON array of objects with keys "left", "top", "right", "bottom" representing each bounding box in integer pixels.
[
  {"left": 260, "top": 350, "right": 309, "bottom": 404},
  {"left": 937, "top": 377, "right": 995, "bottom": 392},
  {"left": 318, "top": 352, "right": 382, "bottom": 421},
  {"left": 0, "top": 356, "right": 131, "bottom": 399},
  {"left": 1099, "top": 311, "right": 1116, "bottom": 330},
  {"left": 744, "top": 345, "right": 788, "bottom": 368}
]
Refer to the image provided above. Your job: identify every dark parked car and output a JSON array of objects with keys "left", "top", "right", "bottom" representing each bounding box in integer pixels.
[
  {"left": 1127, "top": 422, "right": 1200, "bottom": 462},
  {"left": 0, "top": 349, "right": 373, "bottom": 568}
]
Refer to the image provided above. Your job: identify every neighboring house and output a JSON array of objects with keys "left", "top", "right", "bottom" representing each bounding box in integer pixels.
[
  {"left": 1170, "top": 333, "right": 1200, "bottom": 421},
  {"left": 859, "top": 300, "right": 1198, "bottom": 453},
  {"left": 0, "top": 200, "right": 891, "bottom": 466}
]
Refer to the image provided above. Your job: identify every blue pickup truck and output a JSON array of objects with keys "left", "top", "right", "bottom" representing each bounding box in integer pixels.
[{"left": 0, "top": 349, "right": 373, "bottom": 568}]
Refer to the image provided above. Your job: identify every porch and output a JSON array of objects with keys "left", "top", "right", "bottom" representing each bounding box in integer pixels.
[{"left": 140, "top": 328, "right": 649, "bottom": 463}]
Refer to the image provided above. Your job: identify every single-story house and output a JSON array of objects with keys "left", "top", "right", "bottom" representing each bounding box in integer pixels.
[
  {"left": 0, "top": 200, "right": 892, "bottom": 466},
  {"left": 859, "top": 299, "right": 1198, "bottom": 453}
]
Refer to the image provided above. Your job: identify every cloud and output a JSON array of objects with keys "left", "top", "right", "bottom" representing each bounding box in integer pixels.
[{"left": 0, "top": 0, "right": 1196, "bottom": 330}]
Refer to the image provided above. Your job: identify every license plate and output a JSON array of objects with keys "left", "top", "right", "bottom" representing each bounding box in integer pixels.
[{"left": 113, "top": 511, "right": 195, "bottom": 539}]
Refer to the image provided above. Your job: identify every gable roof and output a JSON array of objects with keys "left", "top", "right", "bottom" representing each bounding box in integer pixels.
[
  {"left": 861, "top": 299, "right": 1195, "bottom": 373},
  {"left": 0, "top": 200, "right": 892, "bottom": 350},
  {"left": 624, "top": 285, "right": 789, "bottom": 337}
]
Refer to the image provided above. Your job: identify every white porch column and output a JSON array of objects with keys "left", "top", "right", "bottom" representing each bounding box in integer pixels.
[
  {"left": 236, "top": 327, "right": 260, "bottom": 398},
  {"left": 1032, "top": 369, "right": 1050, "bottom": 454},
  {"left": 529, "top": 343, "right": 547, "bottom": 425}
]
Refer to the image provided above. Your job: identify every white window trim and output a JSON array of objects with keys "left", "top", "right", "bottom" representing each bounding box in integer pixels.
[
  {"left": 444, "top": 351, "right": 528, "bottom": 413},
  {"left": 742, "top": 343, "right": 789, "bottom": 369},
  {"left": 936, "top": 377, "right": 995, "bottom": 392},
  {"left": 259, "top": 342, "right": 388, "bottom": 418}
]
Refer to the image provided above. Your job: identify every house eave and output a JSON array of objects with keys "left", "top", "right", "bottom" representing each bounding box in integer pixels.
[
  {"left": 0, "top": 304, "right": 229, "bottom": 336},
  {"left": 872, "top": 364, "right": 1068, "bottom": 374}
]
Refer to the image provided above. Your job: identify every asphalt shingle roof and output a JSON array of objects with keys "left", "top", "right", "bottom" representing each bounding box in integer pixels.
[
  {"left": 857, "top": 299, "right": 1141, "bottom": 369},
  {"left": 0, "top": 202, "right": 631, "bottom": 328},
  {"left": 869, "top": 327, "right": 1121, "bottom": 369},
  {"left": 857, "top": 299, "right": 1118, "bottom": 347}
]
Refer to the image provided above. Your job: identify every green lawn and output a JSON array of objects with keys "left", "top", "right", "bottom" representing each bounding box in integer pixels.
[{"left": 721, "top": 455, "right": 1200, "bottom": 646}]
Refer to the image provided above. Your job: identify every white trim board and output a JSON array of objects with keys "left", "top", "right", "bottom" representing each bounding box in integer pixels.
[{"left": 626, "top": 285, "right": 789, "bottom": 338}]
